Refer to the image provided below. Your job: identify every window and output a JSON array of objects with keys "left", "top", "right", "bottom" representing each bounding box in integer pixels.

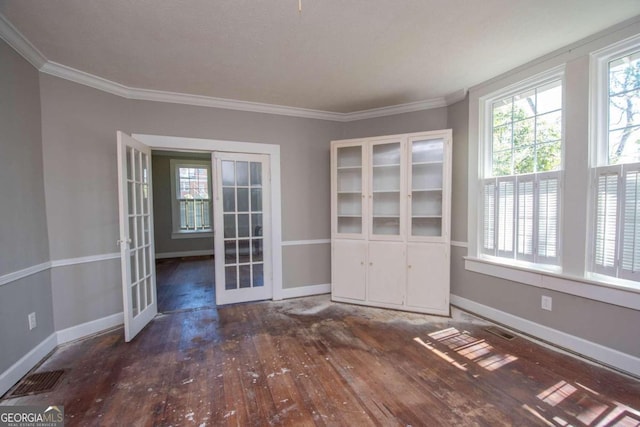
[
  {"left": 591, "top": 38, "right": 640, "bottom": 281},
  {"left": 170, "top": 159, "right": 213, "bottom": 237},
  {"left": 481, "top": 71, "right": 563, "bottom": 265}
]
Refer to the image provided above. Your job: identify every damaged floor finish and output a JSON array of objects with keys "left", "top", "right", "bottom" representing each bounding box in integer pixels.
[{"left": 2, "top": 295, "right": 640, "bottom": 426}]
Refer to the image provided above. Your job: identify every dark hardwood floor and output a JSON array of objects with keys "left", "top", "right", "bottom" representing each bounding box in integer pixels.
[
  {"left": 2, "top": 258, "right": 640, "bottom": 426},
  {"left": 156, "top": 256, "right": 215, "bottom": 313}
]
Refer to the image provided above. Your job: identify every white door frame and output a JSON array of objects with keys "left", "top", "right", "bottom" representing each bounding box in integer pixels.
[{"left": 133, "top": 133, "right": 284, "bottom": 301}]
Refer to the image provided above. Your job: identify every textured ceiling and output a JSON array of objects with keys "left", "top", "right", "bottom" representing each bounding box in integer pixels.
[{"left": 1, "top": 0, "right": 639, "bottom": 113}]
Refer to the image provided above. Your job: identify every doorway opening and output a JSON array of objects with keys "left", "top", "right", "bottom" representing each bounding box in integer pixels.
[
  {"left": 151, "top": 150, "right": 215, "bottom": 313},
  {"left": 117, "top": 132, "right": 283, "bottom": 341}
]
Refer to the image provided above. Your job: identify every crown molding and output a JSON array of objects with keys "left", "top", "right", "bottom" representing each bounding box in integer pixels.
[
  {"left": 40, "top": 61, "right": 131, "bottom": 98},
  {"left": 1, "top": 12, "right": 458, "bottom": 122},
  {"left": 0, "top": 13, "right": 46, "bottom": 68},
  {"left": 444, "top": 88, "right": 468, "bottom": 106},
  {"left": 339, "top": 98, "right": 448, "bottom": 121}
]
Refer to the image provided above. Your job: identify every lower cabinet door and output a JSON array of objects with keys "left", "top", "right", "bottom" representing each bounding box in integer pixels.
[
  {"left": 406, "top": 243, "right": 449, "bottom": 314},
  {"left": 368, "top": 242, "right": 405, "bottom": 305},
  {"left": 332, "top": 240, "right": 367, "bottom": 301}
]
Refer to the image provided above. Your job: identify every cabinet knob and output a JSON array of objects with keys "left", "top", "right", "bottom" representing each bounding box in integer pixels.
[
  {"left": 408, "top": 194, "right": 412, "bottom": 198},
  {"left": 408, "top": 265, "right": 412, "bottom": 269},
  {"left": 360, "top": 261, "right": 364, "bottom": 265},
  {"left": 369, "top": 262, "right": 373, "bottom": 266}
]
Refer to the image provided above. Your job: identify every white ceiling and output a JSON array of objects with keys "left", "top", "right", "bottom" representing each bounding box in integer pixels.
[{"left": 1, "top": 1, "right": 639, "bottom": 114}]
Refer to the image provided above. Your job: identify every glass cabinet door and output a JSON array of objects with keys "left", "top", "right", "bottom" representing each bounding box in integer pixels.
[
  {"left": 409, "top": 137, "right": 444, "bottom": 238},
  {"left": 335, "top": 144, "right": 365, "bottom": 236},
  {"left": 370, "top": 140, "right": 402, "bottom": 238}
]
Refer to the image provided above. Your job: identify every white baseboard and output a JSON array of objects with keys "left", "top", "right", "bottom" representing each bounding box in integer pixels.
[
  {"left": 56, "top": 312, "right": 124, "bottom": 345},
  {"left": 0, "top": 333, "right": 57, "bottom": 397},
  {"left": 155, "top": 250, "right": 214, "bottom": 259},
  {"left": 280, "top": 283, "right": 331, "bottom": 300},
  {"left": 451, "top": 294, "right": 640, "bottom": 378}
]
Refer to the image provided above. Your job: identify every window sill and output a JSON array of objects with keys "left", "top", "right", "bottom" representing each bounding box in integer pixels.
[
  {"left": 464, "top": 256, "right": 640, "bottom": 311},
  {"left": 171, "top": 231, "right": 214, "bottom": 240}
]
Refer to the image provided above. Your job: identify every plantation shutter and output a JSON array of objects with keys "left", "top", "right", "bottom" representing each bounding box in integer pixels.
[
  {"left": 620, "top": 167, "right": 640, "bottom": 280},
  {"left": 497, "top": 178, "right": 515, "bottom": 257},
  {"left": 537, "top": 172, "right": 560, "bottom": 264},
  {"left": 516, "top": 177, "right": 535, "bottom": 261},
  {"left": 483, "top": 180, "right": 496, "bottom": 253},
  {"left": 594, "top": 169, "right": 619, "bottom": 275}
]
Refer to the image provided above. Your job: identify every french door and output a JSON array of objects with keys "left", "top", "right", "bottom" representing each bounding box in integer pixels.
[
  {"left": 213, "top": 152, "right": 272, "bottom": 305},
  {"left": 117, "top": 131, "right": 157, "bottom": 342}
]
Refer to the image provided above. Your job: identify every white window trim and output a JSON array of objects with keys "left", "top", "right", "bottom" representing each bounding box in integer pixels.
[
  {"left": 588, "top": 34, "right": 640, "bottom": 283},
  {"left": 169, "top": 158, "right": 213, "bottom": 239},
  {"left": 477, "top": 65, "right": 566, "bottom": 269},
  {"left": 589, "top": 33, "right": 640, "bottom": 168}
]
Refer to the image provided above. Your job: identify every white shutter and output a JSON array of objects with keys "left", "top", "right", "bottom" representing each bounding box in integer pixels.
[
  {"left": 516, "top": 177, "right": 535, "bottom": 261},
  {"left": 497, "top": 178, "right": 515, "bottom": 257},
  {"left": 537, "top": 172, "right": 560, "bottom": 264},
  {"left": 483, "top": 180, "right": 496, "bottom": 254},
  {"left": 593, "top": 169, "right": 619, "bottom": 275},
  {"left": 620, "top": 167, "right": 640, "bottom": 281}
]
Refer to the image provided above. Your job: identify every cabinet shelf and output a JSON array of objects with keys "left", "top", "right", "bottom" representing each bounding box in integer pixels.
[
  {"left": 372, "top": 189, "right": 400, "bottom": 193},
  {"left": 372, "top": 215, "right": 400, "bottom": 218},
  {"left": 337, "top": 166, "right": 362, "bottom": 170},
  {"left": 338, "top": 214, "right": 362, "bottom": 218},
  {"left": 412, "top": 215, "right": 442, "bottom": 218},
  {"left": 372, "top": 163, "right": 401, "bottom": 168},
  {"left": 412, "top": 161, "right": 443, "bottom": 166},
  {"left": 337, "top": 191, "right": 362, "bottom": 194},
  {"left": 412, "top": 188, "right": 442, "bottom": 192}
]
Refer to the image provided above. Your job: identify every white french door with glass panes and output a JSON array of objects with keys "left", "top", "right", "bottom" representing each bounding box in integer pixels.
[
  {"left": 213, "top": 152, "right": 271, "bottom": 305},
  {"left": 117, "top": 132, "right": 157, "bottom": 342}
]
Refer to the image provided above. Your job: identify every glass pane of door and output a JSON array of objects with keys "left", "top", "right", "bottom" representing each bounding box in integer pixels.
[
  {"left": 221, "top": 160, "right": 265, "bottom": 290},
  {"left": 127, "top": 148, "right": 154, "bottom": 314},
  {"left": 410, "top": 138, "right": 443, "bottom": 237},
  {"left": 371, "top": 142, "right": 401, "bottom": 235},
  {"left": 336, "top": 145, "right": 363, "bottom": 234}
]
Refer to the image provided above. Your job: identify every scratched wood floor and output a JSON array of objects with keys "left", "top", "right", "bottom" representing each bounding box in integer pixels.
[{"left": 2, "top": 261, "right": 640, "bottom": 426}]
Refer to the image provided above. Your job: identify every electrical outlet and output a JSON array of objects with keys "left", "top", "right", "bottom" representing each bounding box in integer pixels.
[
  {"left": 541, "top": 296, "right": 552, "bottom": 311},
  {"left": 28, "top": 312, "right": 37, "bottom": 330}
]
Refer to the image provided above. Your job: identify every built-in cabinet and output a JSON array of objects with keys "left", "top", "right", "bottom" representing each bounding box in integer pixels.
[{"left": 331, "top": 130, "right": 452, "bottom": 315}]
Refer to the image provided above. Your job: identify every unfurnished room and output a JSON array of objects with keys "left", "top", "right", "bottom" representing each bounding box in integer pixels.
[{"left": 1, "top": 1, "right": 640, "bottom": 426}]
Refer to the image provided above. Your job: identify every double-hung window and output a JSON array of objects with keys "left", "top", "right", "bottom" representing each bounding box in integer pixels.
[
  {"left": 591, "top": 38, "right": 640, "bottom": 282},
  {"left": 170, "top": 159, "right": 213, "bottom": 237},
  {"left": 481, "top": 71, "right": 563, "bottom": 265}
]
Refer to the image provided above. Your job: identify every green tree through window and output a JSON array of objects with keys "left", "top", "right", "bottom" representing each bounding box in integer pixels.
[{"left": 490, "top": 81, "right": 562, "bottom": 177}]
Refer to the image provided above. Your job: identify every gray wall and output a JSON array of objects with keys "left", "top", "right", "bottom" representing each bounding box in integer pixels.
[
  {"left": 341, "top": 108, "right": 448, "bottom": 139},
  {"left": 447, "top": 97, "right": 469, "bottom": 243},
  {"left": 151, "top": 153, "right": 214, "bottom": 256},
  {"left": 39, "top": 74, "right": 129, "bottom": 330},
  {"left": 0, "top": 40, "right": 53, "bottom": 373}
]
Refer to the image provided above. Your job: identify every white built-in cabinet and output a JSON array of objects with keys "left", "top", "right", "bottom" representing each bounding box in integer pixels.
[{"left": 331, "top": 129, "right": 452, "bottom": 316}]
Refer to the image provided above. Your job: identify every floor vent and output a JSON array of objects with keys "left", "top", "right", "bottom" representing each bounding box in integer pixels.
[
  {"left": 9, "top": 370, "right": 65, "bottom": 398},
  {"left": 485, "top": 327, "right": 516, "bottom": 341}
]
